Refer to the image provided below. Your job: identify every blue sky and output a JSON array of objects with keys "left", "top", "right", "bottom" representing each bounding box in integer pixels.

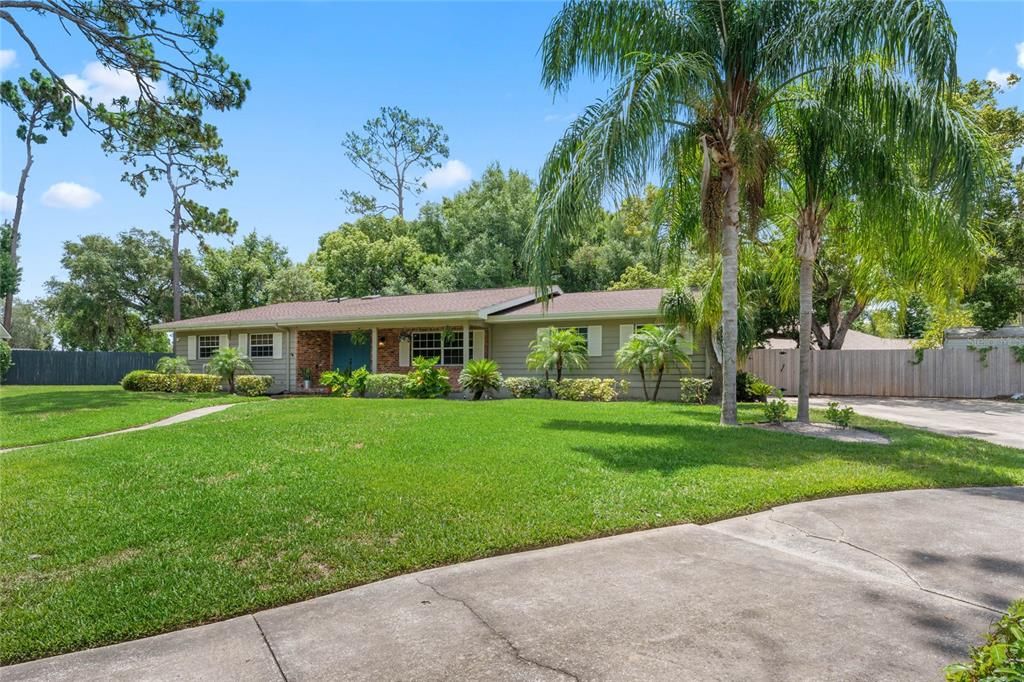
[{"left": 1, "top": 1, "right": 1022, "bottom": 300}]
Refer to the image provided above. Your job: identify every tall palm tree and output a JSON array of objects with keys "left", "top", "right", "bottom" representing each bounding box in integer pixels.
[
  {"left": 527, "top": 327, "right": 588, "bottom": 382},
  {"left": 615, "top": 336, "right": 651, "bottom": 400},
  {"left": 778, "top": 68, "right": 987, "bottom": 422},
  {"left": 530, "top": 0, "right": 959, "bottom": 424},
  {"left": 634, "top": 325, "right": 692, "bottom": 401}
]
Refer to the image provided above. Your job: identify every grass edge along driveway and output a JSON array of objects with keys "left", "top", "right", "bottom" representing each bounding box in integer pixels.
[
  {"left": 2, "top": 398, "right": 1022, "bottom": 663},
  {"left": 0, "top": 385, "right": 264, "bottom": 448}
]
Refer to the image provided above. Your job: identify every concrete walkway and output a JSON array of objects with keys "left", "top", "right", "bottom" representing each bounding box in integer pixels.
[
  {"left": 7, "top": 486, "right": 1022, "bottom": 681},
  {"left": 0, "top": 403, "right": 239, "bottom": 453},
  {"left": 806, "top": 396, "right": 1024, "bottom": 449}
]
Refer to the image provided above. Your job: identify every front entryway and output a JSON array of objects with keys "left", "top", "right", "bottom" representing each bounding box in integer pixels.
[{"left": 332, "top": 332, "right": 371, "bottom": 373}]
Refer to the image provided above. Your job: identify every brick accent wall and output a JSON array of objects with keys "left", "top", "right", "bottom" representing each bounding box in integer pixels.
[{"left": 296, "top": 330, "right": 332, "bottom": 386}]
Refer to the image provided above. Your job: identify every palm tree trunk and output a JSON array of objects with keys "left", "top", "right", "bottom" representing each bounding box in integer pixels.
[
  {"left": 720, "top": 165, "right": 740, "bottom": 426},
  {"left": 638, "top": 364, "right": 648, "bottom": 401},
  {"left": 796, "top": 211, "right": 820, "bottom": 424},
  {"left": 652, "top": 365, "right": 664, "bottom": 402}
]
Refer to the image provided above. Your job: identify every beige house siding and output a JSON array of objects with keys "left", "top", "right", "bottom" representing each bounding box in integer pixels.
[
  {"left": 173, "top": 329, "right": 293, "bottom": 393},
  {"left": 489, "top": 318, "right": 705, "bottom": 399}
]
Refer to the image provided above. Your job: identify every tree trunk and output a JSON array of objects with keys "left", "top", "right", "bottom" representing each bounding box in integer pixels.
[
  {"left": 556, "top": 358, "right": 562, "bottom": 383},
  {"left": 719, "top": 165, "right": 740, "bottom": 425},
  {"left": 652, "top": 365, "right": 665, "bottom": 402},
  {"left": 704, "top": 327, "right": 722, "bottom": 397},
  {"left": 796, "top": 210, "right": 821, "bottom": 424},
  {"left": 3, "top": 120, "right": 35, "bottom": 333},
  {"left": 171, "top": 197, "right": 182, "bottom": 321},
  {"left": 638, "top": 364, "right": 649, "bottom": 401}
]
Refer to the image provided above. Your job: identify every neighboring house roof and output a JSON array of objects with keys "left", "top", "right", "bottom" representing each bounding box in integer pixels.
[
  {"left": 151, "top": 286, "right": 552, "bottom": 331},
  {"left": 944, "top": 326, "right": 1024, "bottom": 340},
  {"left": 763, "top": 329, "right": 914, "bottom": 350},
  {"left": 0, "top": 324, "right": 9, "bottom": 340},
  {"left": 491, "top": 288, "right": 666, "bottom": 322}
]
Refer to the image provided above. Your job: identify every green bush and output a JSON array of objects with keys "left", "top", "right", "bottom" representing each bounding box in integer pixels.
[
  {"left": 319, "top": 370, "right": 347, "bottom": 395},
  {"left": 404, "top": 356, "right": 451, "bottom": 399},
  {"left": 504, "top": 376, "right": 546, "bottom": 398},
  {"left": 946, "top": 600, "right": 1024, "bottom": 682},
  {"left": 824, "top": 401, "right": 855, "bottom": 429},
  {"left": 349, "top": 367, "right": 370, "bottom": 397},
  {"left": 762, "top": 390, "right": 789, "bottom": 424},
  {"left": 459, "top": 359, "right": 503, "bottom": 400},
  {"left": 748, "top": 379, "right": 775, "bottom": 403},
  {"left": 155, "top": 356, "right": 191, "bottom": 375},
  {"left": 203, "top": 347, "right": 252, "bottom": 394},
  {"left": 235, "top": 375, "right": 273, "bottom": 396},
  {"left": 680, "top": 377, "right": 712, "bottom": 404},
  {"left": 552, "top": 378, "right": 629, "bottom": 402},
  {"left": 121, "top": 370, "right": 220, "bottom": 393},
  {"left": 736, "top": 371, "right": 767, "bottom": 402},
  {"left": 0, "top": 340, "right": 13, "bottom": 382},
  {"left": 365, "top": 373, "right": 407, "bottom": 398},
  {"left": 320, "top": 367, "right": 370, "bottom": 397}
]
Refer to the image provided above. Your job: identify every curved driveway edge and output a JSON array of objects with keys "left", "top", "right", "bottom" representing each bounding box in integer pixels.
[{"left": 6, "top": 486, "right": 1023, "bottom": 681}]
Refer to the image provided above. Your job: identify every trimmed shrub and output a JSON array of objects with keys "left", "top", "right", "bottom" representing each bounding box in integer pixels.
[
  {"left": 552, "top": 378, "right": 628, "bottom": 402},
  {"left": 122, "top": 370, "right": 165, "bottom": 391},
  {"left": 504, "top": 376, "right": 545, "bottom": 398},
  {"left": 763, "top": 390, "right": 789, "bottom": 424},
  {"left": 365, "top": 373, "right": 407, "bottom": 398},
  {"left": 404, "top": 356, "right": 451, "bottom": 399},
  {"left": 459, "top": 359, "right": 503, "bottom": 400},
  {"left": 235, "top": 375, "right": 273, "bottom": 396},
  {"left": 824, "top": 401, "right": 855, "bottom": 429},
  {"left": 122, "top": 370, "right": 220, "bottom": 393},
  {"left": 680, "top": 377, "right": 712, "bottom": 404},
  {"left": 946, "top": 599, "right": 1024, "bottom": 681},
  {"left": 0, "top": 340, "right": 12, "bottom": 381}
]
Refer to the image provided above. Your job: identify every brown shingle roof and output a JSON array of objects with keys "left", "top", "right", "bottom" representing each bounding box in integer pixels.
[
  {"left": 492, "top": 288, "right": 666, "bottom": 320},
  {"left": 152, "top": 286, "right": 543, "bottom": 330}
]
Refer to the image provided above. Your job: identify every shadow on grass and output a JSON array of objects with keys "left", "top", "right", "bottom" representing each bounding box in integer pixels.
[
  {"left": 0, "top": 389, "right": 215, "bottom": 416},
  {"left": 540, "top": 414, "right": 1024, "bottom": 487}
]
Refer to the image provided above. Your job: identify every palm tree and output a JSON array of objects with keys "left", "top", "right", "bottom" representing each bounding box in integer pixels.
[
  {"left": 204, "top": 346, "right": 252, "bottom": 394},
  {"left": 777, "top": 68, "right": 987, "bottom": 422},
  {"left": 527, "top": 327, "right": 588, "bottom": 383},
  {"left": 635, "top": 325, "right": 692, "bottom": 401},
  {"left": 530, "top": 0, "right": 959, "bottom": 424},
  {"left": 615, "top": 336, "right": 651, "bottom": 400}
]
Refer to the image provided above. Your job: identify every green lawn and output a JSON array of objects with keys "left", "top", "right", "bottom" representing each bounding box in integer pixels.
[
  {"left": 2, "top": 398, "right": 1022, "bottom": 663},
  {"left": 0, "top": 385, "right": 262, "bottom": 448}
]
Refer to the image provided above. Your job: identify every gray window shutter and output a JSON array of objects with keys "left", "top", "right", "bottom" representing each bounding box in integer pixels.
[
  {"left": 472, "top": 330, "right": 485, "bottom": 360},
  {"left": 272, "top": 332, "right": 283, "bottom": 359},
  {"left": 219, "top": 333, "right": 229, "bottom": 351}
]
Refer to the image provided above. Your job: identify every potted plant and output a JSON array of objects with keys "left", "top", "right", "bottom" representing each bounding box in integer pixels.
[{"left": 301, "top": 367, "right": 313, "bottom": 390}]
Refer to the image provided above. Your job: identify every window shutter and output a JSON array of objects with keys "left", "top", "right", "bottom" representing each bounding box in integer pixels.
[
  {"left": 219, "top": 333, "right": 229, "bottom": 351},
  {"left": 587, "top": 325, "right": 602, "bottom": 357},
  {"left": 472, "top": 330, "right": 485, "bottom": 360},
  {"left": 187, "top": 335, "right": 197, "bottom": 360},
  {"left": 272, "top": 332, "right": 283, "bottom": 359},
  {"left": 399, "top": 338, "right": 410, "bottom": 367},
  {"left": 237, "top": 333, "right": 248, "bottom": 355},
  {"left": 680, "top": 325, "right": 694, "bottom": 347},
  {"left": 619, "top": 324, "right": 634, "bottom": 348}
]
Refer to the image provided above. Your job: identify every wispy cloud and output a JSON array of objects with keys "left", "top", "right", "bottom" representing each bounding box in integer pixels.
[
  {"left": 42, "top": 182, "right": 102, "bottom": 210},
  {"left": 423, "top": 160, "right": 471, "bottom": 190},
  {"left": 986, "top": 68, "right": 1014, "bottom": 88},
  {"left": 61, "top": 61, "right": 158, "bottom": 104},
  {"left": 0, "top": 49, "right": 15, "bottom": 71},
  {"left": 0, "top": 191, "right": 16, "bottom": 215},
  {"left": 1017, "top": 41, "right": 1024, "bottom": 69}
]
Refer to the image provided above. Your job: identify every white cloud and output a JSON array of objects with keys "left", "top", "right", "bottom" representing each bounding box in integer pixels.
[
  {"left": 0, "top": 49, "right": 15, "bottom": 71},
  {"left": 423, "top": 160, "right": 472, "bottom": 190},
  {"left": 0, "top": 191, "right": 16, "bottom": 215},
  {"left": 1017, "top": 42, "right": 1024, "bottom": 69},
  {"left": 41, "top": 182, "right": 102, "bottom": 210},
  {"left": 61, "top": 61, "right": 156, "bottom": 104},
  {"left": 986, "top": 68, "right": 1014, "bottom": 88}
]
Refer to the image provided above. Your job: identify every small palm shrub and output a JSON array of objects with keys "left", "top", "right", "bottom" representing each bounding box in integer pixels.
[
  {"left": 366, "top": 373, "right": 408, "bottom": 398},
  {"left": 946, "top": 600, "right": 1024, "bottom": 682},
  {"left": 762, "top": 389, "right": 790, "bottom": 424},
  {"left": 680, "top": 377, "right": 712, "bottom": 404},
  {"left": 616, "top": 325, "right": 691, "bottom": 401},
  {"left": 203, "top": 347, "right": 252, "bottom": 393},
  {"left": 155, "top": 356, "right": 191, "bottom": 375},
  {"left": 527, "top": 327, "right": 588, "bottom": 382},
  {"left": 737, "top": 371, "right": 769, "bottom": 402},
  {"left": 235, "top": 375, "right": 273, "bottom": 396},
  {"left": 459, "top": 359, "right": 503, "bottom": 400},
  {"left": 504, "top": 376, "right": 546, "bottom": 398},
  {"left": 0, "top": 340, "right": 12, "bottom": 381},
  {"left": 824, "top": 401, "right": 855, "bottom": 429},
  {"left": 748, "top": 379, "right": 775, "bottom": 403},
  {"left": 552, "top": 378, "right": 629, "bottom": 402},
  {"left": 404, "top": 356, "right": 451, "bottom": 399}
]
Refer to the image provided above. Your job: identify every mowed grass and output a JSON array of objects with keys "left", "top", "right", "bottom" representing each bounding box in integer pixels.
[
  {"left": 0, "top": 385, "right": 263, "bottom": 448},
  {"left": 2, "top": 398, "right": 1022, "bottom": 663}
]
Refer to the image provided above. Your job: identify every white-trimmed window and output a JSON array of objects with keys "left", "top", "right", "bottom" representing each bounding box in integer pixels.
[
  {"left": 557, "top": 326, "right": 588, "bottom": 341},
  {"left": 249, "top": 333, "right": 274, "bottom": 358},
  {"left": 411, "top": 331, "right": 465, "bottom": 365},
  {"left": 197, "top": 335, "right": 220, "bottom": 359}
]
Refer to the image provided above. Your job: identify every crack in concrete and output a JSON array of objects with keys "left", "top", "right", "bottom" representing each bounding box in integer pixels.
[
  {"left": 252, "top": 614, "right": 289, "bottom": 682},
  {"left": 415, "top": 577, "right": 581, "bottom": 681},
  {"left": 766, "top": 511, "right": 1000, "bottom": 615}
]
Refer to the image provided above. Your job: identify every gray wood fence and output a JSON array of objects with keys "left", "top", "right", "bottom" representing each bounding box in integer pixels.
[
  {"left": 2, "top": 350, "right": 172, "bottom": 385},
  {"left": 746, "top": 347, "right": 1024, "bottom": 398}
]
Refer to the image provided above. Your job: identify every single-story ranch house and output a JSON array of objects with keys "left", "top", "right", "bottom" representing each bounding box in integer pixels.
[{"left": 152, "top": 286, "right": 705, "bottom": 398}]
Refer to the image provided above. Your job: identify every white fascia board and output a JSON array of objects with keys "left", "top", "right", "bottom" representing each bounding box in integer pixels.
[{"left": 487, "top": 308, "right": 661, "bottom": 324}]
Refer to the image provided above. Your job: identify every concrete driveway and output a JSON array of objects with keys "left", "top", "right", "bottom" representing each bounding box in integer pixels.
[
  {"left": 7, "top": 486, "right": 1022, "bottom": 681},
  {"left": 806, "top": 397, "right": 1024, "bottom": 449}
]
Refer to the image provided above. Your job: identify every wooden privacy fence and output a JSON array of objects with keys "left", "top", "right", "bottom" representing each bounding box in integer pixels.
[
  {"left": 746, "top": 347, "right": 1024, "bottom": 399},
  {"left": 3, "top": 350, "right": 172, "bottom": 385}
]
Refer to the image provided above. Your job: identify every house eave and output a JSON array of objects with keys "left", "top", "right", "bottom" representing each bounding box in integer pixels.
[
  {"left": 152, "top": 311, "right": 489, "bottom": 332},
  {"left": 487, "top": 308, "right": 662, "bottom": 323}
]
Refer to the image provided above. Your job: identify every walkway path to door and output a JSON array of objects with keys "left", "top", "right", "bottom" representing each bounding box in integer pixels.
[{"left": 7, "top": 486, "right": 1021, "bottom": 681}]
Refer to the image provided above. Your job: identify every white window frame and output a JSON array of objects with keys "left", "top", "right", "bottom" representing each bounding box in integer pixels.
[
  {"left": 249, "top": 333, "right": 274, "bottom": 359},
  {"left": 411, "top": 330, "right": 466, "bottom": 366},
  {"left": 557, "top": 326, "right": 588, "bottom": 341},
  {"left": 197, "top": 334, "right": 220, "bottom": 359}
]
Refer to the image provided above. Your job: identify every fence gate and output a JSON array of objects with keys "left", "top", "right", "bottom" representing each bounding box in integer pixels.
[{"left": 2, "top": 350, "right": 173, "bottom": 385}]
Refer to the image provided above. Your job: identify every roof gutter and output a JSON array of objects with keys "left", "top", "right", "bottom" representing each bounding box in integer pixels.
[{"left": 487, "top": 308, "right": 662, "bottom": 323}]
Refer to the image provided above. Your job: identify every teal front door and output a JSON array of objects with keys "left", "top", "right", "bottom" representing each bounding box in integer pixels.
[{"left": 332, "top": 332, "right": 371, "bottom": 373}]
